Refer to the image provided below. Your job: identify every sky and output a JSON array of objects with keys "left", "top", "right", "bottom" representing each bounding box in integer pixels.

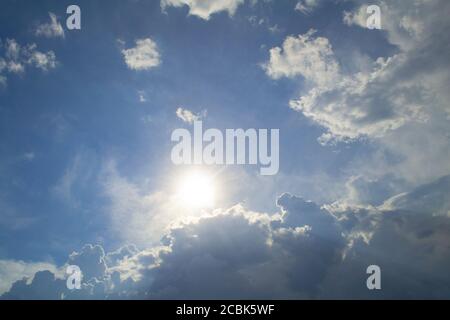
[{"left": 1, "top": 0, "right": 450, "bottom": 299}]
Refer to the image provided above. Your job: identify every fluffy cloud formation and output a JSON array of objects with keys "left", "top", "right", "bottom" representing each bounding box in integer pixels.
[
  {"left": 35, "top": 12, "right": 65, "bottom": 38},
  {"left": 0, "top": 39, "right": 57, "bottom": 85},
  {"left": 161, "top": 0, "right": 245, "bottom": 20},
  {"left": 266, "top": 0, "right": 450, "bottom": 145},
  {"left": 265, "top": 30, "right": 426, "bottom": 143},
  {"left": 3, "top": 175, "right": 450, "bottom": 299},
  {"left": 0, "top": 260, "right": 58, "bottom": 295},
  {"left": 339, "top": 0, "right": 450, "bottom": 188},
  {"left": 121, "top": 38, "right": 161, "bottom": 71},
  {"left": 264, "top": 29, "right": 339, "bottom": 87}
]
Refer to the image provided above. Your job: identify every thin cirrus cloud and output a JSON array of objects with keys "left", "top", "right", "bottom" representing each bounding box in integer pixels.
[{"left": 121, "top": 38, "right": 161, "bottom": 71}]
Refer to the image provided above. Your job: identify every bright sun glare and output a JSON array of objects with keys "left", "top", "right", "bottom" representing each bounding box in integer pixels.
[{"left": 176, "top": 170, "right": 216, "bottom": 208}]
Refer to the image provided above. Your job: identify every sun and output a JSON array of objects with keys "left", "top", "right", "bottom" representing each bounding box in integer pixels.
[{"left": 176, "top": 170, "right": 216, "bottom": 208}]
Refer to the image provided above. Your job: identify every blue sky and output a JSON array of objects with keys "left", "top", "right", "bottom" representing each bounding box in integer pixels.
[{"left": 1, "top": 0, "right": 450, "bottom": 299}]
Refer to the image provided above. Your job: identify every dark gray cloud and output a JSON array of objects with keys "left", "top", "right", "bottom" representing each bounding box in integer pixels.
[{"left": 3, "top": 175, "right": 450, "bottom": 299}]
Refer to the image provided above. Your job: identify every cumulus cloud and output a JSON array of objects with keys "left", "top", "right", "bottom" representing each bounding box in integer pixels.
[
  {"left": 0, "top": 197, "right": 341, "bottom": 299},
  {"left": 1, "top": 245, "right": 113, "bottom": 300},
  {"left": 68, "top": 245, "right": 108, "bottom": 281},
  {"left": 3, "top": 174, "right": 450, "bottom": 299},
  {"left": 161, "top": 0, "right": 246, "bottom": 20},
  {"left": 175, "top": 107, "right": 206, "bottom": 124},
  {"left": 265, "top": 0, "right": 450, "bottom": 146},
  {"left": 264, "top": 29, "right": 339, "bottom": 87},
  {"left": 334, "top": 0, "right": 450, "bottom": 189},
  {"left": 35, "top": 12, "right": 65, "bottom": 38},
  {"left": 121, "top": 38, "right": 161, "bottom": 71},
  {"left": 0, "top": 39, "right": 57, "bottom": 85},
  {"left": 265, "top": 31, "right": 427, "bottom": 144},
  {"left": 0, "top": 260, "right": 58, "bottom": 295},
  {"left": 322, "top": 176, "right": 450, "bottom": 298}
]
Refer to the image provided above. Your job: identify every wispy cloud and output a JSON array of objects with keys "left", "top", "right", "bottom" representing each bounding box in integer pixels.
[
  {"left": 295, "top": 0, "right": 320, "bottom": 14},
  {"left": 35, "top": 12, "right": 65, "bottom": 38},
  {"left": 0, "top": 38, "right": 57, "bottom": 84},
  {"left": 176, "top": 107, "right": 206, "bottom": 124},
  {"left": 137, "top": 90, "right": 147, "bottom": 103},
  {"left": 4, "top": 175, "right": 450, "bottom": 299}
]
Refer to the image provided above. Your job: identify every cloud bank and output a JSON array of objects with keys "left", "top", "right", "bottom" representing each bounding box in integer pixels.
[{"left": 2, "top": 175, "right": 450, "bottom": 299}]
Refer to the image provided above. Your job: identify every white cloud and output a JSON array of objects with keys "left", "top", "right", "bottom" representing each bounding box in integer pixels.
[
  {"left": 333, "top": 0, "right": 450, "bottom": 188},
  {"left": 35, "top": 13, "right": 65, "bottom": 38},
  {"left": 295, "top": 0, "right": 320, "bottom": 14},
  {"left": 343, "top": 5, "right": 370, "bottom": 29},
  {"left": 68, "top": 244, "right": 108, "bottom": 280},
  {"left": 0, "top": 39, "right": 58, "bottom": 84},
  {"left": 289, "top": 53, "right": 429, "bottom": 144},
  {"left": 3, "top": 0, "right": 450, "bottom": 300},
  {"left": 161, "top": 0, "right": 246, "bottom": 20},
  {"left": 28, "top": 50, "right": 57, "bottom": 71},
  {"left": 265, "top": 0, "right": 450, "bottom": 146},
  {"left": 122, "top": 39, "right": 161, "bottom": 71},
  {"left": 5, "top": 39, "right": 21, "bottom": 60},
  {"left": 175, "top": 107, "right": 205, "bottom": 124},
  {"left": 264, "top": 29, "right": 339, "bottom": 87},
  {"left": 7, "top": 61, "right": 25, "bottom": 73}
]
